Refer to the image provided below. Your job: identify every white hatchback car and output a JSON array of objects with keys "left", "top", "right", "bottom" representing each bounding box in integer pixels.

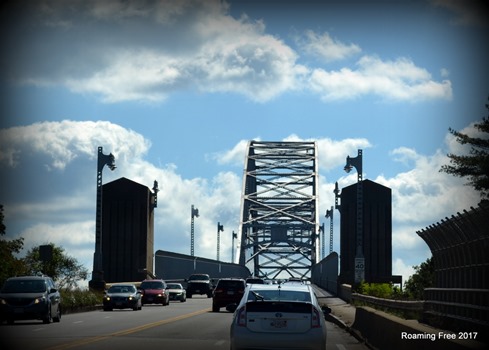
[{"left": 228, "top": 282, "right": 329, "bottom": 350}]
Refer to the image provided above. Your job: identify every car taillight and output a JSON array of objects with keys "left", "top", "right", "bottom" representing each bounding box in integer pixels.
[
  {"left": 236, "top": 306, "right": 246, "bottom": 327},
  {"left": 311, "top": 307, "right": 321, "bottom": 328},
  {"left": 214, "top": 288, "right": 224, "bottom": 293}
]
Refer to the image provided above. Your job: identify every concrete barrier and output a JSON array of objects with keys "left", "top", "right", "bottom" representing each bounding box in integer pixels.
[{"left": 352, "top": 306, "right": 485, "bottom": 350}]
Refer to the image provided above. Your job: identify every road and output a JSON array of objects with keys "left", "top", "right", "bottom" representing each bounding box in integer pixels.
[{"left": 0, "top": 295, "right": 368, "bottom": 350}]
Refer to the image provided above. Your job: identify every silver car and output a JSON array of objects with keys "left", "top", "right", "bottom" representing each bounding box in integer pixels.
[
  {"left": 166, "top": 283, "right": 187, "bottom": 302},
  {"left": 228, "top": 282, "right": 329, "bottom": 350}
]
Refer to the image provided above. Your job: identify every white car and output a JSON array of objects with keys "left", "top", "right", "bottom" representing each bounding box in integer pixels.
[{"left": 228, "top": 282, "right": 329, "bottom": 350}]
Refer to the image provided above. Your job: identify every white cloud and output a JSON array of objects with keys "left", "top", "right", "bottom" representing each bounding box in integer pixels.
[
  {"left": 3, "top": 1, "right": 452, "bottom": 104},
  {"left": 309, "top": 56, "right": 452, "bottom": 102},
  {"left": 211, "top": 139, "right": 251, "bottom": 166},
  {"left": 0, "top": 120, "right": 150, "bottom": 170},
  {"left": 377, "top": 147, "right": 479, "bottom": 223},
  {"left": 297, "top": 30, "right": 361, "bottom": 62}
]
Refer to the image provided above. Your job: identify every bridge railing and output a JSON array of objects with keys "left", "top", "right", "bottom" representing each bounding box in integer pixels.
[
  {"left": 424, "top": 288, "right": 489, "bottom": 335},
  {"left": 351, "top": 292, "right": 424, "bottom": 319}
]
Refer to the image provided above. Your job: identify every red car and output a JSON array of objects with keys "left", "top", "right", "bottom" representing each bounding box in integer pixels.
[{"left": 139, "top": 279, "right": 170, "bottom": 306}]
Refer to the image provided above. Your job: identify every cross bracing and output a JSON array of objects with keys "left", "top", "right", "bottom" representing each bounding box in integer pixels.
[{"left": 238, "top": 141, "right": 319, "bottom": 280}]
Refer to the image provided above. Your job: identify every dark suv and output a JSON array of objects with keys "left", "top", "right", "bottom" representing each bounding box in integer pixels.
[
  {"left": 212, "top": 278, "right": 246, "bottom": 312},
  {"left": 186, "top": 274, "right": 213, "bottom": 298},
  {"left": 0, "top": 276, "right": 61, "bottom": 324},
  {"left": 139, "top": 279, "right": 169, "bottom": 306}
]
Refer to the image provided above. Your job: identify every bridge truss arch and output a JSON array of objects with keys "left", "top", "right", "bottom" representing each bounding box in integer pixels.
[{"left": 238, "top": 141, "right": 320, "bottom": 280}]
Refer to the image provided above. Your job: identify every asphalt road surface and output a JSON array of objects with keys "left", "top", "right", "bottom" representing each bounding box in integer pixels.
[{"left": 0, "top": 295, "right": 368, "bottom": 350}]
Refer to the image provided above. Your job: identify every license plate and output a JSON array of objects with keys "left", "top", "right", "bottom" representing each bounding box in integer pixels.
[
  {"left": 116, "top": 302, "right": 122, "bottom": 306},
  {"left": 195, "top": 289, "right": 200, "bottom": 293},
  {"left": 147, "top": 297, "right": 153, "bottom": 302},
  {"left": 227, "top": 291, "right": 235, "bottom": 295},
  {"left": 271, "top": 320, "right": 287, "bottom": 328},
  {"left": 14, "top": 308, "right": 24, "bottom": 314}
]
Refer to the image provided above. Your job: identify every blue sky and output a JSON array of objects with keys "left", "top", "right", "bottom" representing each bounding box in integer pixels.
[{"left": 1, "top": 0, "right": 488, "bottom": 286}]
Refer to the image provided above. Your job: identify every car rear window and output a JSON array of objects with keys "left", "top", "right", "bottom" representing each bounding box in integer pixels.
[
  {"left": 247, "top": 289, "right": 311, "bottom": 302},
  {"left": 189, "top": 275, "right": 209, "bottom": 281},
  {"left": 246, "top": 301, "right": 312, "bottom": 313},
  {"left": 217, "top": 280, "right": 244, "bottom": 288}
]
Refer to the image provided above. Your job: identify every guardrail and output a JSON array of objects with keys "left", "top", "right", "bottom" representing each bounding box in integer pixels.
[{"left": 351, "top": 293, "right": 424, "bottom": 319}]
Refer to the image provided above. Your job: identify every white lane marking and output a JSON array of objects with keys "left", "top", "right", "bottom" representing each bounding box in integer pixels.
[{"left": 336, "top": 344, "right": 347, "bottom": 350}]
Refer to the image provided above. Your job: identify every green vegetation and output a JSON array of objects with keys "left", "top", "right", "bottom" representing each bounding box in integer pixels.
[
  {"left": 354, "top": 257, "right": 434, "bottom": 301},
  {"left": 1, "top": 204, "right": 100, "bottom": 312},
  {"left": 356, "top": 282, "right": 395, "bottom": 299},
  {"left": 403, "top": 257, "right": 434, "bottom": 300},
  {"left": 440, "top": 96, "right": 489, "bottom": 200},
  {"left": 23, "top": 243, "right": 89, "bottom": 290},
  {"left": 60, "top": 288, "right": 103, "bottom": 312}
]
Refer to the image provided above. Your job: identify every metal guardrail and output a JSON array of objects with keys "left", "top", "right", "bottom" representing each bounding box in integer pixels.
[
  {"left": 424, "top": 288, "right": 489, "bottom": 329},
  {"left": 351, "top": 293, "right": 424, "bottom": 317}
]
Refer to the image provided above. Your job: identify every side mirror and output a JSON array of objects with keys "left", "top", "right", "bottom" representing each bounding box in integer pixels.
[
  {"left": 321, "top": 306, "right": 331, "bottom": 315},
  {"left": 226, "top": 303, "right": 238, "bottom": 313}
]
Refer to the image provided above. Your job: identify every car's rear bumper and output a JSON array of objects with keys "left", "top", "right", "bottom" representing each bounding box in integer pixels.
[
  {"left": 230, "top": 325, "right": 326, "bottom": 350},
  {"left": 142, "top": 294, "right": 166, "bottom": 304}
]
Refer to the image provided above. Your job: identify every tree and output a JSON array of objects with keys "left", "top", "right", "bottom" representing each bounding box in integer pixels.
[
  {"left": 0, "top": 205, "right": 28, "bottom": 286},
  {"left": 404, "top": 257, "right": 434, "bottom": 300},
  {"left": 23, "top": 243, "right": 89, "bottom": 289},
  {"left": 440, "top": 97, "right": 489, "bottom": 199}
]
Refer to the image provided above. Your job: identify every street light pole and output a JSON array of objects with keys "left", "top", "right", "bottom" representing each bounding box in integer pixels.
[
  {"left": 190, "top": 205, "right": 199, "bottom": 256},
  {"left": 217, "top": 222, "right": 224, "bottom": 261},
  {"left": 325, "top": 206, "right": 334, "bottom": 255},
  {"left": 344, "top": 149, "right": 364, "bottom": 285},
  {"left": 232, "top": 231, "right": 237, "bottom": 263},
  {"left": 89, "top": 146, "right": 116, "bottom": 290}
]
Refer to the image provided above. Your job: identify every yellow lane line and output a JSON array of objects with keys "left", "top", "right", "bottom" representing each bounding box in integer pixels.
[{"left": 47, "top": 308, "right": 210, "bottom": 350}]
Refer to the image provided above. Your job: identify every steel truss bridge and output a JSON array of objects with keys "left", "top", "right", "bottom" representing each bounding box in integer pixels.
[{"left": 238, "top": 141, "right": 319, "bottom": 279}]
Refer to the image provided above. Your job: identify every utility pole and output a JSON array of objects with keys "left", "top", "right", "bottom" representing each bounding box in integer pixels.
[
  {"left": 190, "top": 205, "right": 199, "bottom": 256},
  {"left": 231, "top": 231, "right": 237, "bottom": 263},
  {"left": 217, "top": 222, "right": 224, "bottom": 261}
]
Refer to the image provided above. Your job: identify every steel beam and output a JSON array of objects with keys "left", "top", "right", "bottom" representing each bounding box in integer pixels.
[{"left": 238, "top": 141, "right": 319, "bottom": 279}]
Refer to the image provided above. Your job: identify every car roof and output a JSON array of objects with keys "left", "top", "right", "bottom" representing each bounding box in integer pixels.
[
  {"left": 7, "top": 276, "right": 50, "bottom": 281},
  {"left": 216, "top": 278, "right": 245, "bottom": 282},
  {"left": 248, "top": 283, "right": 311, "bottom": 292},
  {"left": 141, "top": 279, "right": 165, "bottom": 282}
]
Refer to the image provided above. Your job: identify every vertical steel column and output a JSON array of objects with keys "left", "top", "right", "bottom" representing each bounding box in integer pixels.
[
  {"left": 217, "top": 222, "right": 224, "bottom": 261},
  {"left": 345, "top": 149, "right": 364, "bottom": 284},
  {"left": 89, "top": 146, "right": 116, "bottom": 290},
  {"left": 325, "top": 206, "right": 334, "bottom": 254}
]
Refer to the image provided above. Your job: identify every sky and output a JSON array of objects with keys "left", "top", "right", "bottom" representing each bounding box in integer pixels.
[{"left": 1, "top": 0, "right": 488, "bottom": 287}]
